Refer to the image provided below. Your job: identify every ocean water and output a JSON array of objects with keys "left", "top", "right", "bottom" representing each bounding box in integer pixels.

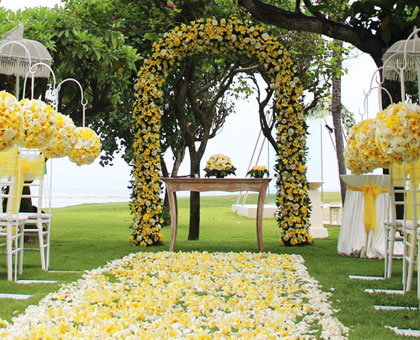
[
  {"left": 50, "top": 188, "right": 130, "bottom": 208},
  {"left": 48, "top": 187, "right": 274, "bottom": 208}
]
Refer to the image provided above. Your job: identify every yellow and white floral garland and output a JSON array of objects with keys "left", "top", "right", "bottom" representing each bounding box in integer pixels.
[
  {"left": 132, "top": 17, "right": 311, "bottom": 247},
  {"left": 0, "top": 251, "right": 349, "bottom": 339}
]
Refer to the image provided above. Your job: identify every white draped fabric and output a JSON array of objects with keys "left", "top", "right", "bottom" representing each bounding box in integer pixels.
[{"left": 337, "top": 174, "right": 390, "bottom": 258}]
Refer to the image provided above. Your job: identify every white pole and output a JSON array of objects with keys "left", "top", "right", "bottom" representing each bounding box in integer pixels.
[{"left": 320, "top": 118, "right": 324, "bottom": 201}]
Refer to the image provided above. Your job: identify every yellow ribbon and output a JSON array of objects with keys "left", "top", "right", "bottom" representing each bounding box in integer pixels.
[
  {"left": 11, "top": 155, "right": 45, "bottom": 214},
  {"left": 0, "top": 147, "right": 45, "bottom": 214},
  {"left": 0, "top": 146, "right": 19, "bottom": 177},
  {"left": 347, "top": 184, "right": 389, "bottom": 231},
  {"left": 391, "top": 161, "right": 420, "bottom": 220}
]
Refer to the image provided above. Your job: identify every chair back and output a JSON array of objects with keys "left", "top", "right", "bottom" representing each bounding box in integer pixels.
[
  {"left": 405, "top": 160, "right": 420, "bottom": 223},
  {"left": 18, "top": 148, "right": 48, "bottom": 215},
  {"left": 0, "top": 146, "right": 21, "bottom": 215},
  {"left": 389, "top": 163, "right": 406, "bottom": 222}
]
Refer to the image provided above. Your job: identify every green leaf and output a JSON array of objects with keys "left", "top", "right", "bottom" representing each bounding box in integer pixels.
[{"left": 143, "top": 32, "right": 159, "bottom": 42}]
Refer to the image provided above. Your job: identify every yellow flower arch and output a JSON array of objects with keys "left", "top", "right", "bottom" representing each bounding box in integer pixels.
[{"left": 131, "top": 17, "right": 312, "bottom": 247}]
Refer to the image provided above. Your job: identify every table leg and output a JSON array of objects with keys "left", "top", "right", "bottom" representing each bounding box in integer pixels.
[
  {"left": 256, "top": 188, "right": 266, "bottom": 252},
  {"left": 168, "top": 189, "right": 178, "bottom": 251}
]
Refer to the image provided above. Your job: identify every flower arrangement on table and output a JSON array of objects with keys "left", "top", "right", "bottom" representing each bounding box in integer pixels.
[
  {"left": 204, "top": 154, "right": 236, "bottom": 178},
  {"left": 246, "top": 165, "right": 269, "bottom": 178}
]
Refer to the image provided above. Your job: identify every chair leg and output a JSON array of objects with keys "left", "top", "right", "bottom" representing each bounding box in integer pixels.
[
  {"left": 7, "top": 235, "right": 13, "bottom": 282},
  {"left": 18, "top": 223, "right": 24, "bottom": 275},
  {"left": 7, "top": 227, "right": 20, "bottom": 282},
  {"left": 385, "top": 226, "right": 390, "bottom": 278},
  {"left": 45, "top": 223, "right": 50, "bottom": 270},
  {"left": 37, "top": 221, "right": 46, "bottom": 271},
  {"left": 403, "top": 228, "right": 417, "bottom": 292},
  {"left": 386, "top": 226, "right": 396, "bottom": 279},
  {"left": 417, "top": 228, "right": 420, "bottom": 308}
]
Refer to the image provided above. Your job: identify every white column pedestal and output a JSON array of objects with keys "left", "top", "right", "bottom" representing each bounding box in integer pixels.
[{"left": 309, "top": 182, "right": 329, "bottom": 238}]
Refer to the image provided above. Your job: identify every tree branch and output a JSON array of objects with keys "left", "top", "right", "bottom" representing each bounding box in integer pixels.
[
  {"left": 237, "top": 0, "right": 384, "bottom": 64},
  {"left": 175, "top": 60, "right": 196, "bottom": 151}
]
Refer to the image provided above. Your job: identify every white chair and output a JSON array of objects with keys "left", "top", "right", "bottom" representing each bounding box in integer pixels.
[
  {"left": 417, "top": 226, "right": 420, "bottom": 307},
  {"left": 18, "top": 149, "right": 52, "bottom": 271},
  {"left": 384, "top": 164, "right": 405, "bottom": 279},
  {"left": 401, "top": 162, "right": 419, "bottom": 292},
  {"left": 0, "top": 146, "right": 28, "bottom": 281}
]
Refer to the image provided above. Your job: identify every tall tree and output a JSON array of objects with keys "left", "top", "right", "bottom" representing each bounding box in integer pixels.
[{"left": 331, "top": 40, "right": 346, "bottom": 203}]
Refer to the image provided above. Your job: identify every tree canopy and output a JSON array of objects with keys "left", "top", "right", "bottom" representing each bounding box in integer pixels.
[{"left": 230, "top": 0, "right": 419, "bottom": 67}]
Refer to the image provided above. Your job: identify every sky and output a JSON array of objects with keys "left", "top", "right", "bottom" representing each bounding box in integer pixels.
[{"left": 1, "top": 0, "right": 381, "bottom": 200}]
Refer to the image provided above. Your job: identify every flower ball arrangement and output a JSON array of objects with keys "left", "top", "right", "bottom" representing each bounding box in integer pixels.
[
  {"left": 68, "top": 127, "right": 102, "bottom": 166},
  {"left": 41, "top": 113, "right": 77, "bottom": 158},
  {"left": 375, "top": 102, "right": 420, "bottom": 163},
  {"left": 0, "top": 91, "right": 101, "bottom": 166},
  {"left": 0, "top": 91, "right": 23, "bottom": 150},
  {"left": 204, "top": 154, "right": 236, "bottom": 178},
  {"left": 246, "top": 165, "right": 269, "bottom": 178},
  {"left": 344, "top": 102, "right": 420, "bottom": 174},
  {"left": 19, "top": 99, "right": 57, "bottom": 149},
  {"left": 344, "top": 119, "right": 390, "bottom": 174}
]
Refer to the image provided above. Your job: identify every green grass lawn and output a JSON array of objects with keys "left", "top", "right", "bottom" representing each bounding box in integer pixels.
[{"left": 0, "top": 194, "right": 418, "bottom": 339}]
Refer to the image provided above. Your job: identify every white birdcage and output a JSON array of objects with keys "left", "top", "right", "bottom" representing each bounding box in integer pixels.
[
  {"left": 382, "top": 27, "right": 420, "bottom": 100},
  {"left": 0, "top": 23, "right": 52, "bottom": 99}
]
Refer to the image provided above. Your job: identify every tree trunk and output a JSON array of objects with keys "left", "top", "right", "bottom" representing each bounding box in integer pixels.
[
  {"left": 161, "top": 158, "right": 170, "bottom": 213},
  {"left": 188, "top": 156, "right": 201, "bottom": 240},
  {"left": 331, "top": 41, "right": 347, "bottom": 204}
]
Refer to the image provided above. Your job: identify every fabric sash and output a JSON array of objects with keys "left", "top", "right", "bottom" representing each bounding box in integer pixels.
[
  {"left": 391, "top": 161, "right": 420, "bottom": 221},
  {"left": 0, "top": 147, "right": 45, "bottom": 214},
  {"left": 347, "top": 183, "right": 389, "bottom": 231},
  {"left": 12, "top": 155, "right": 45, "bottom": 213}
]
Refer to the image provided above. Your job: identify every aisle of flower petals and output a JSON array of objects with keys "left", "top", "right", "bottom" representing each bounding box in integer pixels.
[{"left": 0, "top": 252, "right": 349, "bottom": 339}]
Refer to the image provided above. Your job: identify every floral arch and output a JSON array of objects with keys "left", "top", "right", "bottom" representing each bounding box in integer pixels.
[{"left": 131, "top": 17, "right": 311, "bottom": 247}]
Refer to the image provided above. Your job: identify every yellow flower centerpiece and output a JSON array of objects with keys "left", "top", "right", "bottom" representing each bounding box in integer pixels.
[
  {"left": 19, "top": 98, "right": 57, "bottom": 149},
  {"left": 375, "top": 102, "right": 420, "bottom": 163},
  {"left": 41, "top": 112, "right": 77, "bottom": 158},
  {"left": 204, "top": 154, "right": 236, "bottom": 178},
  {"left": 68, "top": 127, "right": 101, "bottom": 165},
  {"left": 246, "top": 165, "right": 269, "bottom": 178},
  {"left": 0, "top": 91, "right": 23, "bottom": 151}
]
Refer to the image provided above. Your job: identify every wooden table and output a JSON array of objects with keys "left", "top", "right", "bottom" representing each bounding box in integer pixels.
[{"left": 162, "top": 177, "right": 271, "bottom": 252}]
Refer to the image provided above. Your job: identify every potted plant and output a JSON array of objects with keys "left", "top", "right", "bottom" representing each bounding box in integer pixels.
[{"left": 246, "top": 165, "right": 269, "bottom": 178}]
